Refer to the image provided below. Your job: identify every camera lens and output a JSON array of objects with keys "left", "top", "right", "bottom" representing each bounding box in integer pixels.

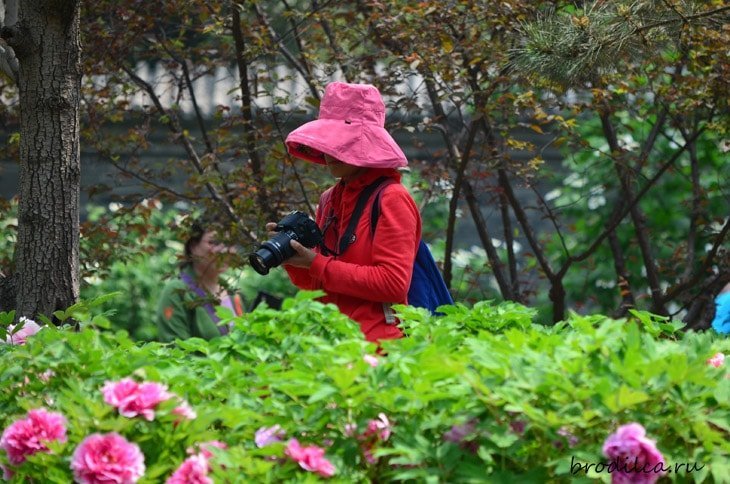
[
  {"left": 248, "top": 232, "right": 296, "bottom": 275},
  {"left": 249, "top": 251, "right": 272, "bottom": 275}
]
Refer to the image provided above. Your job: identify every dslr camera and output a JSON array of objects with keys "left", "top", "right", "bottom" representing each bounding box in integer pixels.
[{"left": 249, "top": 211, "right": 322, "bottom": 275}]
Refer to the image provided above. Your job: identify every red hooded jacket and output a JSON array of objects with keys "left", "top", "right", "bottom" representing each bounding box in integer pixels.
[{"left": 285, "top": 168, "right": 421, "bottom": 342}]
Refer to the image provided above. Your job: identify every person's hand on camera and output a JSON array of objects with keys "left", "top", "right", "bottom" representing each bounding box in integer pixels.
[
  {"left": 265, "top": 222, "right": 278, "bottom": 239},
  {"left": 285, "top": 240, "right": 316, "bottom": 269},
  {"left": 263, "top": 222, "right": 316, "bottom": 269}
]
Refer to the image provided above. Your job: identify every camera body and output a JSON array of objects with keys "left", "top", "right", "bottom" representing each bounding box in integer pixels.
[{"left": 249, "top": 211, "right": 322, "bottom": 275}]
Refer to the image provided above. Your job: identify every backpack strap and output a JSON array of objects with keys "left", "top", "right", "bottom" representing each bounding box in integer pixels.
[
  {"left": 338, "top": 176, "right": 390, "bottom": 253},
  {"left": 369, "top": 178, "right": 399, "bottom": 238},
  {"left": 321, "top": 176, "right": 390, "bottom": 256}
]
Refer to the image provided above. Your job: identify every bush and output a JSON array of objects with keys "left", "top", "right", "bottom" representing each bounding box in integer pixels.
[{"left": 1, "top": 295, "right": 728, "bottom": 482}]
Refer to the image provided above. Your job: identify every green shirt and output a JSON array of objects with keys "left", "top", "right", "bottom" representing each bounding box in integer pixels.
[{"left": 155, "top": 269, "right": 244, "bottom": 342}]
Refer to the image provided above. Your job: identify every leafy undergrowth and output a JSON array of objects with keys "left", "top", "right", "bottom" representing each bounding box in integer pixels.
[{"left": 1, "top": 292, "right": 729, "bottom": 482}]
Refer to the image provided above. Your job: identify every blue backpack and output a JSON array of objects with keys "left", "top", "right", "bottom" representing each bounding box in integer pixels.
[{"left": 321, "top": 176, "right": 454, "bottom": 314}]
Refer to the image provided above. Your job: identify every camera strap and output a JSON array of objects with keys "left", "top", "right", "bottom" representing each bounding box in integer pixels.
[{"left": 320, "top": 176, "right": 389, "bottom": 257}]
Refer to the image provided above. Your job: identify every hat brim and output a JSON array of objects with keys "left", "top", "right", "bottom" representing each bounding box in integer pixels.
[{"left": 285, "top": 119, "right": 407, "bottom": 169}]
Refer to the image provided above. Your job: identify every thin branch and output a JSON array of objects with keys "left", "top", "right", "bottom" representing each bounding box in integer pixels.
[
  {"left": 663, "top": 217, "right": 730, "bottom": 303},
  {"left": 660, "top": 0, "right": 689, "bottom": 24},
  {"left": 423, "top": 77, "right": 514, "bottom": 300},
  {"left": 530, "top": 182, "right": 569, "bottom": 258},
  {"left": 280, "top": 0, "right": 315, "bottom": 81},
  {"left": 499, "top": 168, "right": 555, "bottom": 280},
  {"left": 607, "top": 221, "right": 636, "bottom": 316},
  {"left": 444, "top": 120, "right": 477, "bottom": 290},
  {"left": 120, "top": 64, "right": 255, "bottom": 242},
  {"left": 600, "top": 111, "right": 665, "bottom": 314},
  {"left": 154, "top": 28, "right": 216, "bottom": 157},
  {"left": 562, "top": 126, "right": 705, "bottom": 269},
  {"left": 498, "top": 183, "right": 519, "bottom": 299},
  {"left": 635, "top": 5, "right": 730, "bottom": 32},
  {"left": 251, "top": 1, "right": 320, "bottom": 101},
  {"left": 270, "top": 109, "right": 316, "bottom": 217},
  {"left": 680, "top": 273, "right": 730, "bottom": 328},
  {"left": 681, "top": 126, "right": 700, "bottom": 280},
  {"left": 104, "top": 156, "right": 197, "bottom": 201},
  {"left": 231, "top": 3, "right": 277, "bottom": 222},
  {"left": 311, "top": 0, "right": 351, "bottom": 82}
]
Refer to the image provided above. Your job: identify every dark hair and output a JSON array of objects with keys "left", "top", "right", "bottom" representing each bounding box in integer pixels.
[
  {"left": 182, "top": 212, "right": 225, "bottom": 265},
  {"left": 183, "top": 223, "right": 205, "bottom": 262}
]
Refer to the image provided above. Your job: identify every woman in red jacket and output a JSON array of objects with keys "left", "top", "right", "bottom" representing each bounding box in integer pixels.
[{"left": 268, "top": 82, "right": 421, "bottom": 343}]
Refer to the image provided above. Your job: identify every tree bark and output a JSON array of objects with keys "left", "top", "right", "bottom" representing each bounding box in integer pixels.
[{"left": 5, "top": 0, "right": 81, "bottom": 319}]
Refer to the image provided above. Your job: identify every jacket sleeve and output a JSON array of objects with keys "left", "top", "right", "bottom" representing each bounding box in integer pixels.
[
  {"left": 285, "top": 264, "right": 322, "bottom": 290},
  {"left": 156, "top": 280, "right": 193, "bottom": 342},
  {"left": 309, "top": 186, "right": 420, "bottom": 302}
]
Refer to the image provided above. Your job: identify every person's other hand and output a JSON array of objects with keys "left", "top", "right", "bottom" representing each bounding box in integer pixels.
[
  {"left": 284, "top": 240, "right": 316, "bottom": 269},
  {"left": 265, "top": 222, "right": 278, "bottom": 239}
]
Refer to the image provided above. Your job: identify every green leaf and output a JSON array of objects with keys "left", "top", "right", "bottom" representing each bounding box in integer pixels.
[
  {"left": 713, "top": 379, "right": 730, "bottom": 403},
  {"left": 603, "top": 385, "right": 649, "bottom": 412},
  {"left": 307, "top": 384, "right": 338, "bottom": 404},
  {"left": 175, "top": 337, "right": 210, "bottom": 355}
]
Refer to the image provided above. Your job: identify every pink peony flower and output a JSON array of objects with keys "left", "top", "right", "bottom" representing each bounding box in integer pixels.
[
  {"left": 1, "top": 464, "right": 12, "bottom": 480},
  {"left": 255, "top": 425, "right": 285, "bottom": 448},
  {"left": 191, "top": 441, "right": 227, "bottom": 460},
  {"left": 364, "top": 413, "right": 391, "bottom": 441},
  {"left": 38, "top": 370, "right": 55, "bottom": 383},
  {"left": 172, "top": 400, "right": 197, "bottom": 422},
  {"left": 363, "top": 447, "right": 377, "bottom": 465},
  {"left": 363, "top": 355, "right": 379, "bottom": 367},
  {"left": 557, "top": 426, "right": 579, "bottom": 448},
  {"left": 707, "top": 352, "right": 725, "bottom": 368},
  {"left": 166, "top": 454, "right": 211, "bottom": 484},
  {"left": 344, "top": 422, "right": 358, "bottom": 437},
  {"left": 285, "top": 439, "right": 336, "bottom": 478},
  {"left": 102, "top": 378, "right": 173, "bottom": 421},
  {"left": 602, "top": 423, "right": 666, "bottom": 484},
  {"left": 4, "top": 317, "right": 42, "bottom": 345},
  {"left": 71, "top": 432, "right": 145, "bottom": 483},
  {"left": 0, "top": 408, "right": 67, "bottom": 465}
]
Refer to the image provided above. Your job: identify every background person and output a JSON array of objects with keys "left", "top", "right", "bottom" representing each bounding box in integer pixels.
[
  {"left": 266, "top": 81, "right": 421, "bottom": 343},
  {"left": 156, "top": 216, "right": 244, "bottom": 341}
]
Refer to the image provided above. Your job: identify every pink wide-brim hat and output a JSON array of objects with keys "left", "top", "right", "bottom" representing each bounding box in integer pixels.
[{"left": 285, "top": 82, "right": 408, "bottom": 169}]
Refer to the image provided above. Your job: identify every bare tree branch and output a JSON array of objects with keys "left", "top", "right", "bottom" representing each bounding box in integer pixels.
[
  {"left": 663, "top": 217, "right": 730, "bottom": 303},
  {"left": 251, "top": 1, "right": 320, "bottom": 101},
  {"left": 599, "top": 111, "right": 666, "bottom": 314},
  {"left": 635, "top": 5, "right": 730, "bottom": 33},
  {"left": 562, "top": 126, "right": 705, "bottom": 268},
  {"left": 154, "top": 28, "right": 216, "bottom": 157},
  {"left": 231, "top": 2, "right": 276, "bottom": 223},
  {"left": 444, "top": 120, "right": 477, "bottom": 289},
  {"left": 120, "top": 64, "right": 256, "bottom": 242},
  {"left": 311, "top": 0, "right": 351, "bottom": 82}
]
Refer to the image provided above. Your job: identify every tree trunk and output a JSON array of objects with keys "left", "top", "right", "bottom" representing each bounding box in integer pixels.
[{"left": 4, "top": 0, "right": 81, "bottom": 319}]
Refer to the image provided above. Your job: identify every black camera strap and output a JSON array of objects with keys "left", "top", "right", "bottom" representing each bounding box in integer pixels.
[{"left": 320, "top": 176, "right": 389, "bottom": 257}]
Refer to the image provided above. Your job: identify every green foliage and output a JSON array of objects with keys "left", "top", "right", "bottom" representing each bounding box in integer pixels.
[
  {"left": 0, "top": 199, "right": 16, "bottom": 270},
  {"left": 1, "top": 295, "right": 728, "bottom": 482}
]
